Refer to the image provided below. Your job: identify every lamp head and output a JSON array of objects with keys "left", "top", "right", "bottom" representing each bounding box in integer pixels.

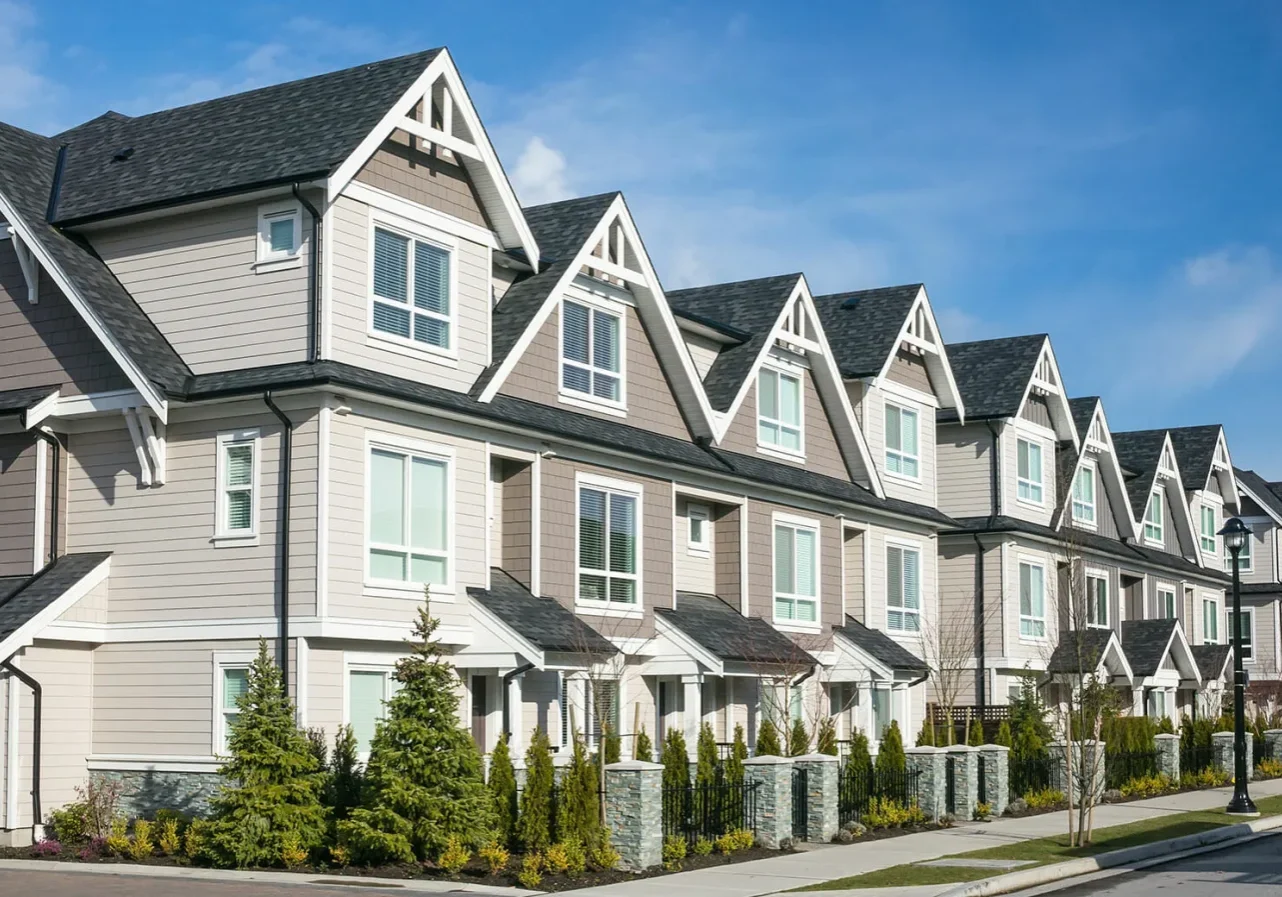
[{"left": 1219, "top": 516, "right": 1250, "bottom": 553}]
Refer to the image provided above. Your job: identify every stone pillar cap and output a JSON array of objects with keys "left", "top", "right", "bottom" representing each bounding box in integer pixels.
[
  {"left": 1154, "top": 733, "right": 1180, "bottom": 741},
  {"left": 1264, "top": 729, "right": 1282, "bottom": 735},
  {"left": 743, "top": 754, "right": 794, "bottom": 765},
  {"left": 905, "top": 746, "right": 939, "bottom": 754},
  {"left": 978, "top": 743, "right": 1011, "bottom": 751},
  {"left": 945, "top": 744, "right": 977, "bottom": 752},
  {"left": 794, "top": 752, "right": 840, "bottom": 763},
  {"left": 605, "top": 760, "right": 664, "bottom": 771}
]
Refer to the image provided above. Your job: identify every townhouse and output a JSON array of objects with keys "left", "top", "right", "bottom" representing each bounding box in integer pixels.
[{"left": 1228, "top": 468, "right": 1282, "bottom": 690}]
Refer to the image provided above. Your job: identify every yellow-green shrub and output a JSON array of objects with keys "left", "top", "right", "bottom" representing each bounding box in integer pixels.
[
  {"left": 437, "top": 837, "right": 470, "bottom": 874},
  {"left": 127, "top": 820, "right": 154, "bottom": 861},
  {"left": 1256, "top": 759, "right": 1282, "bottom": 779},
  {"left": 589, "top": 837, "right": 620, "bottom": 870},
  {"left": 662, "top": 835, "right": 687, "bottom": 870},
  {"left": 280, "top": 833, "right": 308, "bottom": 870},
  {"left": 1180, "top": 767, "right": 1230, "bottom": 789},
  {"left": 973, "top": 801, "right": 993, "bottom": 821},
  {"left": 560, "top": 837, "right": 587, "bottom": 875},
  {"left": 1023, "top": 788, "right": 1065, "bottom": 810},
  {"left": 478, "top": 840, "right": 508, "bottom": 874},
  {"left": 1119, "top": 774, "right": 1173, "bottom": 799},
  {"left": 329, "top": 844, "right": 351, "bottom": 867},
  {"left": 693, "top": 837, "right": 713, "bottom": 856},
  {"left": 714, "top": 827, "right": 756, "bottom": 854},
  {"left": 544, "top": 841, "right": 571, "bottom": 874},
  {"left": 862, "top": 797, "right": 925, "bottom": 828},
  {"left": 157, "top": 819, "right": 181, "bottom": 857},
  {"left": 517, "top": 853, "right": 543, "bottom": 889}
]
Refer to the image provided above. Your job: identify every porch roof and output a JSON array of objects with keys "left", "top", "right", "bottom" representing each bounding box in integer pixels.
[
  {"left": 467, "top": 568, "right": 616, "bottom": 656},
  {"left": 655, "top": 592, "right": 814, "bottom": 666},
  {"left": 832, "top": 616, "right": 927, "bottom": 673}
]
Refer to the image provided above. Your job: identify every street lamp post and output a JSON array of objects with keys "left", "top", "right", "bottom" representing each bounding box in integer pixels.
[{"left": 1219, "top": 516, "right": 1258, "bottom": 816}]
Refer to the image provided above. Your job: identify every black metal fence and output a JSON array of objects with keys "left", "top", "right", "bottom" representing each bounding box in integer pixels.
[
  {"left": 1180, "top": 742, "right": 1215, "bottom": 776},
  {"left": 1105, "top": 748, "right": 1159, "bottom": 790},
  {"left": 837, "top": 764, "right": 922, "bottom": 825},
  {"left": 1009, "top": 752, "right": 1052, "bottom": 800},
  {"left": 792, "top": 767, "right": 809, "bottom": 840},
  {"left": 1253, "top": 735, "right": 1268, "bottom": 770},
  {"left": 662, "top": 776, "right": 759, "bottom": 847}
]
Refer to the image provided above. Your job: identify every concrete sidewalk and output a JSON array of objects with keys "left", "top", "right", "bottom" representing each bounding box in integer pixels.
[{"left": 562, "top": 778, "right": 1282, "bottom": 897}]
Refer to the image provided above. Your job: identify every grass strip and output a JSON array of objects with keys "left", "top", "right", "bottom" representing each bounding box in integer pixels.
[{"left": 795, "top": 794, "right": 1282, "bottom": 890}]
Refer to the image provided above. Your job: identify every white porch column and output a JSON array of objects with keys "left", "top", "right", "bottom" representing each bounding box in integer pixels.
[
  {"left": 682, "top": 674, "right": 702, "bottom": 754},
  {"left": 506, "top": 672, "right": 525, "bottom": 755}
]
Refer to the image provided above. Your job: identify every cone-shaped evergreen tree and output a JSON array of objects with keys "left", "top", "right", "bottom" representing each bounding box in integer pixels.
[
  {"left": 994, "top": 720, "right": 1013, "bottom": 748},
  {"left": 726, "top": 724, "right": 748, "bottom": 785},
  {"left": 207, "top": 639, "right": 328, "bottom": 868},
  {"left": 816, "top": 717, "right": 838, "bottom": 755},
  {"left": 874, "top": 720, "right": 906, "bottom": 776},
  {"left": 916, "top": 718, "right": 935, "bottom": 747},
  {"left": 558, "top": 733, "right": 603, "bottom": 847},
  {"left": 755, "top": 719, "right": 782, "bottom": 756},
  {"left": 604, "top": 724, "right": 622, "bottom": 764},
  {"left": 845, "top": 731, "right": 872, "bottom": 779},
  {"left": 788, "top": 718, "right": 810, "bottom": 756},
  {"left": 696, "top": 723, "right": 719, "bottom": 786},
  {"left": 338, "top": 603, "right": 495, "bottom": 863},
  {"left": 488, "top": 734, "right": 518, "bottom": 846},
  {"left": 634, "top": 726, "right": 653, "bottom": 762},
  {"left": 968, "top": 718, "right": 985, "bottom": 747},
  {"left": 661, "top": 729, "right": 690, "bottom": 791},
  {"left": 518, "top": 727, "right": 554, "bottom": 852},
  {"left": 327, "top": 724, "right": 364, "bottom": 821}
]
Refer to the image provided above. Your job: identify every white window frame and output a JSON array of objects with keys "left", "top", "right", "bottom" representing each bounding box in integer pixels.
[
  {"left": 1148, "top": 688, "right": 1171, "bottom": 720},
  {"left": 686, "top": 502, "right": 711, "bottom": 555},
  {"left": 214, "top": 429, "right": 261, "bottom": 544},
  {"left": 1071, "top": 461, "right": 1097, "bottom": 527},
  {"left": 883, "top": 400, "right": 921, "bottom": 483},
  {"left": 255, "top": 202, "right": 302, "bottom": 271},
  {"left": 886, "top": 537, "right": 923, "bottom": 634},
  {"left": 772, "top": 511, "right": 821, "bottom": 630},
  {"left": 1199, "top": 504, "right": 1218, "bottom": 555},
  {"left": 1085, "top": 569, "right": 1109, "bottom": 628},
  {"left": 1019, "top": 559, "right": 1048, "bottom": 640},
  {"left": 1016, "top": 437, "right": 1044, "bottom": 506},
  {"left": 1202, "top": 594, "right": 1220, "bottom": 644},
  {"left": 756, "top": 363, "right": 805, "bottom": 460},
  {"left": 366, "top": 213, "right": 459, "bottom": 362},
  {"left": 1143, "top": 489, "right": 1164, "bottom": 546},
  {"left": 343, "top": 654, "right": 401, "bottom": 761},
  {"left": 1225, "top": 527, "right": 1254, "bottom": 573},
  {"left": 558, "top": 294, "right": 627, "bottom": 414},
  {"left": 363, "top": 432, "right": 456, "bottom": 599},
  {"left": 574, "top": 472, "right": 644, "bottom": 617},
  {"left": 1231, "top": 606, "right": 1255, "bottom": 663},
  {"left": 212, "top": 651, "right": 256, "bottom": 755},
  {"left": 1156, "top": 585, "right": 1177, "bottom": 620}
]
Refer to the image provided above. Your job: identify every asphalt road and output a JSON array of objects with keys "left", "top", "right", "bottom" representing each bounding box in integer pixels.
[
  {"left": 1021, "top": 832, "right": 1282, "bottom": 897},
  {"left": 0, "top": 869, "right": 420, "bottom": 896}
]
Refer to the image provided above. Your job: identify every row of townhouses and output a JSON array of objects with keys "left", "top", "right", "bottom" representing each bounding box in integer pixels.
[{"left": 0, "top": 48, "right": 1276, "bottom": 838}]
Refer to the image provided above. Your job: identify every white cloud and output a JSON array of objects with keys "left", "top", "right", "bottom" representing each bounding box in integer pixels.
[
  {"left": 511, "top": 137, "right": 571, "bottom": 207},
  {"left": 0, "top": 1, "right": 53, "bottom": 116},
  {"left": 934, "top": 306, "right": 984, "bottom": 344}
]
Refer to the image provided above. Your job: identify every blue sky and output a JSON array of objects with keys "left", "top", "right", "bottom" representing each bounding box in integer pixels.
[{"left": 5, "top": 1, "right": 1281, "bottom": 476}]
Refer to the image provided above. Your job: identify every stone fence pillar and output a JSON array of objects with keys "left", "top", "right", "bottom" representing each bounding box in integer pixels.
[
  {"left": 1155, "top": 733, "right": 1180, "bottom": 782},
  {"left": 1213, "top": 731, "right": 1255, "bottom": 781},
  {"left": 906, "top": 746, "right": 946, "bottom": 821},
  {"left": 978, "top": 744, "right": 1010, "bottom": 817},
  {"left": 743, "top": 755, "right": 793, "bottom": 848},
  {"left": 1265, "top": 730, "right": 1282, "bottom": 763},
  {"left": 1051, "top": 741, "right": 1105, "bottom": 804},
  {"left": 946, "top": 745, "right": 979, "bottom": 821},
  {"left": 793, "top": 754, "right": 839, "bottom": 843},
  {"left": 604, "top": 761, "right": 663, "bottom": 871}
]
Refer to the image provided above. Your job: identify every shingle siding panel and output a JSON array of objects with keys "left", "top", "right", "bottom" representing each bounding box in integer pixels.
[
  {"left": 354, "top": 131, "right": 490, "bottom": 229},
  {"left": 0, "top": 433, "right": 37, "bottom": 577},
  {"left": 936, "top": 423, "right": 994, "bottom": 519}
]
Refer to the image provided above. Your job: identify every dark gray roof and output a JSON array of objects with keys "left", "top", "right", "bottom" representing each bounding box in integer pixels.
[
  {"left": 1191, "top": 644, "right": 1232, "bottom": 681},
  {"left": 1047, "top": 628, "right": 1117, "bottom": 673},
  {"left": 656, "top": 592, "right": 814, "bottom": 665},
  {"left": 944, "top": 515, "right": 1229, "bottom": 584},
  {"left": 1067, "top": 397, "right": 1100, "bottom": 439},
  {"left": 51, "top": 50, "right": 441, "bottom": 224},
  {"left": 1240, "top": 582, "right": 1282, "bottom": 596},
  {"left": 813, "top": 284, "right": 922, "bottom": 379},
  {"left": 468, "top": 569, "right": 615, "bottom": 655},
  {"left": 1120, "top": 618, "right": 1178, "bottom": 677},
  {"left": 1167, "top": 426, "right": 1223, "bottom": 493},
  {"left": 1235, "top": 468, "right": 1282, "bottom": 522},
  {"left": 666, "top": 274, "right": 802, "bottom": 411},
  {"left": 1055, "top": 399, "right": 1102, "bottom": 515},
  {"left": 0, "top": 552, "right": 112, "bottom": 653},
  {"left": 939, "top": 335, "right": 1047, "bottom": 422},
  {"left": 1111, "top": 429, "right": 1168, "bottom": 520},
  {"left": 0, "top": 384, "right": 59, "bottom": 416},
  {"left": 0, "top": 123, "right": 191, "bottom": 394},
  {"left": 834, "top": 616, "right": 927, "bottom": 672}
]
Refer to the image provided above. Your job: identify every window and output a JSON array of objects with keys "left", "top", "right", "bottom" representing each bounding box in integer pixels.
[
  {"left": 367, "top": 445, "right": 450, "bottom": 587},
  {"left": 1086, "top": 573, "right": 1108, "bottom": 627},
  {"left": 578, "top": 483, "right": 639, "bottom": 605},
  {"left": 1072, "top": 465, "right": 1096, "bottom": 525},
  {"left": 215, "top": 430, "right": 259, "bottom": 539},
  {"left": 561, "top": 300, "right": 622, "bottom": 404},
  {"left": 348, "top": 668, "right": 396, "bottom": 756},
  {"left": 884, "top": 403, "right": 920, "bottom": 479},
  {"left": 1149, "top": 689, "right": 1169, "bottom": 720},
  {"left": 1200, "top": 505, "right": 1218, "bottom": 554},
  {"left": 371, "top": 225, "right": 452, "bottom": 351},
  {"left": 1020, "top": 562, "right": 1046, "bottom": 638},
  {"left": 774, "top": 520, "right": 818, "bottom": 623},
  {"left": 257, "top": 204, "right": 300, "bottom": 264},
  {"left": 758, "top": 368, "right": 802, "bottom": 454},
  {"left": 1144, "top": 490, "right": 1164, "bottom": 544},
  {"left": 871, "top": 688, "right": 891, "bottom": 739},
  {"left": 1225, "top": 529, "right": 1253, "bottom": 572},
  {"left": 560, "top": 676, "right": 572, "bottom": 747},
  {"left": 1203, "top": 598, "right": 1219, "bottom": 643},
  {"left": 687, "top": 503, "right": 710, "bottom": 552},
  {"left": 1232, "top": 609, "right": 1254, "bottom": 662},
  {"left": 887, "top": 544, "right": 921, "bottom": 632},
  {"left": 1017, "top": 438, "right": 1043, "bottom": 504},
  {"left": 589, "top": 680, "right": 620, "bottom": 746},
  {"left": 217, "top": 666, "right": 249, "bottom": 754},
  {"left": 1157, "top": 586, "right": 1177, "bottom": 620}
]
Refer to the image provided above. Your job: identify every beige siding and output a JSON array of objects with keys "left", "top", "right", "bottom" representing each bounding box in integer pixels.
[
  {"left": 1242, "top": 520, "right": 1275, "bottom": 584},
  {"left": 1004, "top": 539, "right": 1058, "bottom": 668},
  {"left": 522, "top": 669, "right": 561, "bottom": 743},
  {"left": 936, "top": 423, "right": 994, "bottom": 519},
  {"left": 714, "top": 505, "right": 742, "bottom": 604},
  {"left": 0, "top": 433, "right": 36, "bottom": 577},
  {"left": 66, "top": 402, "right": 319, "bottom": 622},
  {"left": 865, "top": 523, "right": 937, "bottom": 665},
  {"left": 329, "top": 193, "right": 491, "bottom": 394},
  {"left": 499, "top": 302, "right": 691, "bottom": 441},
  {"left": 94, "top": 198, "right": 314, "bottom": 374},
  {"left": 744, "top": 499, "right": 842, "bottom": 629},
  {"left": 54, "top": 579, "right": 108, "bottom": 625},
  {"left": 10, "top": 643, "right": 93, "bottom": 824},
  {"left": 863, "top": 384, "right": 936, "bottom": 505},
  {"left": 306, "top": 642, "right": 345, "bottom": 738},
  {"left": 355, "top": 130, "right": 490, "bottom": 229},
  {"left": 844, "top": 527, "right": 866, "bottom": 622},
  {"left": 673, "top": 498, "right": 715, "bottom": 594},
  {"left": 885, "top": 349, "right": 934, "bottom": 394},
  {"left": 720, "top": 368, "right": 847, "bottom": 480},
  {"left": 683, "top": 331, "right": 722, "bottom": 381},
  {"left": 1246, "top": 600, "right": 1281, "bottom": 678},
  {"left": 493, "top": 264, "right": 519, "bottom": 304},
  {"left": 499, "top": 460, "right": 533, "bottom": 588},
  {"left": 1003, "top": 428, "right": 1056, "bottom": 527},
  {"left": 1019, "top": 394, "right": 1054, "bottom": 428}
]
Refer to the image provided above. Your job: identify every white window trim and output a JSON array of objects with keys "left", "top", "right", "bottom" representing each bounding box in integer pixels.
[
  {"left": 574, "top": 471, "right": 644, "bottom": 619},
  {"left": 1202, "top": 593, "right": 1220, "bottom": 644},
  {"left": 1015, "top": 436, "right": 1045, "bottom": 507},
  {"left": 362, "top": 431, "right": 457, "bottom": 600},
  {"left": 772, "top": 511, "right": 822, "bottom": 631},
  {"left": 1019, "top": 558, "right": 1049, "bottom": 642},
  {"left": 1143, "top": 489, "right": 1165, "bottom": 547},
  {"left": 1225, "top": 526, "right": 1254, "bottom": 573},
  {"left": 1232, "top": 606, "right": 1256, "bottom": 664},
  {"left": 343, "top": 653, "right": 401, "bottom": 762},
  {"left": 686, "top": 502, "right": 711, "bottom": 555},
  {"left": 212, "top": 651, "right": 257, "bottom": 756},
  {"left": 1155, "top": 585, "right": 1177, "bottom": 620},
  {"left": 1199, "top": 502, "right": 1220, "bottom": 556},
  {"left": 756, "top": 362, "right": 806, "bottom": 461},
  {"left": 558, "top": 293, "right": 628, "bottom": 415},
  {"left": 1085, "top": 568, "right": 1110, "bottom": 629},
  {"left": 255, "top": 202, "right": 302, "bottom": 272},
  {"left": 366, "top": 211, "right": 460, "bottom": 364},
  {"left": 1071, "top": 460, "right": 1098, "bottom": 528},
  {"left": 885, "top": 535, "right": 924, "bottom": 634},
  {"left": 213, "top": 429, "right": 261, "bottom": 545},
  {"left": 883, "top": 399, "right": 922, "bottom": 485}
]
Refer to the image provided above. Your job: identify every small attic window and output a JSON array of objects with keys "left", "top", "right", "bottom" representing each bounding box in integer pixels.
[{"left": 255, "top": 202, "right": 302, "bottom": 271}]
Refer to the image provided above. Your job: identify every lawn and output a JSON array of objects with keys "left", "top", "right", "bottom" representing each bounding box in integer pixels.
[{"left": 795, "top": 794, "right": 1282, "bottom": 891}]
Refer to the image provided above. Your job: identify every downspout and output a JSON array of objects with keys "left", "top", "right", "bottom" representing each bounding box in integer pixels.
[
  {"left": 263, "top": 392, "right": 294, "bottom": 692},
  {"left": 291, "top": 184, "right": 322, "bottom": 364},
  {"left": 502, "top": 662, "right": 535, "bottom": 740},
  {"left": 2, "top": 659, "right": 42, "bottom": 832},
  {"left": 32, "top": 431, "right": 59, "bottom": 563}
]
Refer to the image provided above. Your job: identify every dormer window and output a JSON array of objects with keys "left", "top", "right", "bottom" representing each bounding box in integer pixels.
[
  {"left": 1071, "top": 464, "right": 1096, "bottom": 525},
  {"left": 371, "top": 224, "right": 453, "bottom": 353},
  {"left": 757, "top": 368, "right": 803, "bottom": 455},
  {"left": 561, "top": 299, "right": 623, "bottom": 406},
  {"left": 1017, "top": 438, "right": 1044, "bottom": 504},
  {"left": 1200, "top": 505, "right": 1217, "bottom": 554},
  {"left": 884, "top": 402, "right": 920, "bottom": 479},
  {"left": 1144, "top": 490, "right": 1164, "bottom": 545}
]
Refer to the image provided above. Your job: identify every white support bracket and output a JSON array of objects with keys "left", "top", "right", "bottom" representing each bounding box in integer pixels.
[
  {"left": 122, "top": 408, "right": 153, "bottom": 487},
  {"left": 137, "top": 412, "right": 166, "bottom": 485},
  {"left": 7, "top": 226, "right": 38, "bottom": 304}
]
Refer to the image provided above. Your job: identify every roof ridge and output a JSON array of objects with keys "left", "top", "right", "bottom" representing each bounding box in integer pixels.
[
  {"left": 945, "top": 332, "right": 1048, "bottom": 351},
  {"left": 814, "top": 282, "right": 923, "bottom": 300},
  {"left": 521, "top": 190, "right": 620, "bottom": 213},
  {"left": 667, "top": 271, "right": 803, "bottom": 295}
]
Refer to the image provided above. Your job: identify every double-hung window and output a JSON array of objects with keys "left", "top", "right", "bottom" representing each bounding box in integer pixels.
[
  {"left": 348, "top": 667, "right": 397, "bottom": 757},
  {"left": 1232, "top": 609, "right": 1254, "bottom": 662},
  {"left": 884, "top": 403, "right": 920, "bottom": 479},
  {"left": 367, "top": 445, "right": 450, "bottom": 587},
  {"left": 773, "top": 519, "right": 818, "bottom": 623},
  {"left": 1200, "top": 505, "right": 1218, "bottom": 554},
  {"left": 216, "top": 430, "right": 259, "bottom": 539},
  {"left": 1017, "top": 438, "right": 1043, "bottom": 504},
  {"left": 1144, "top": 490, "right": 1164, "bottom": 544},
  {"left": 1203, "top": 597, "right": 1219, "bottom": 643},
  {"left": 1157, "top": 586, "right": 1177, "bottom": 619},
  {"left": 1225, "top": 530, "right": 1253, "bottom": 572},
  {"left": 216, "top": 664, "right": 250, "bottom": 754},
  {"left": 1072, "top": 465, "right": 1096, "bottom": 525},
  {"left": 758, "top": 368, "right": 802, "bottom": 454},
  {"left": 371, "top": 225, "right": 452, "bottom": 351},
  {"left": 578, "top": 483, "right": 639, "bottom": 605},
  {"left": 1020, "top": 562, "right": 1046, "bottom": 638},
  {"left": 886, "top": 544, "right": 921, "bottom": 632},
  {"left": 1086, "top": 573, "right": 1108, "bottom": 627},
  {"left": 561, "top": 300, "right": 622, "bottom": 403}
]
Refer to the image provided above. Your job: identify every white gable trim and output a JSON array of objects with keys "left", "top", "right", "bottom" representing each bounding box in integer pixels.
[
  {"left": 327, "top": 49, "right": 538, "bottom": 264},
  {"left": 1237, "top": 476, "right": 1282, "bottom": 528},
  {"left": 831, "top": 629, "right": 896, "bottom": 680},
  {"left": 0, "top": 191, "right": 169, "bottom": 422},
  {"left": 468, "top": 598, "right": 546, "bottom": 669},
  {"left": 1153, "top": 432, "right": 1202, "bottom": 565},
  {"left": 1205, "top": 428, "right": 1240, "bottom": 511},
  {"left": 872, "top": 285, "right": 965, "bottom": 420},
  {"left": 1055, "top": 401, "right": 1138, "bottom": 540},
  {"left": 0, "top": 556, "right": 111, "bottom": 661},
  {"left": 1014, "top": 338, "right": 1079, "bottom": 450}
]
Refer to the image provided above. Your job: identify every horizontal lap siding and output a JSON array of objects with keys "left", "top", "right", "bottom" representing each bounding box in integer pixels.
[
  {"left": 1004, "top": 429, "right": 1055, "bottom": 526},
  {"left": 714, "top": 505, "right": 742, "bottom": 606},
  {"left": 864, "top": 385, "right": 936, "bottom": 505},
  {"left": 1004, "top": 539, "right": 1056, "bottom": 667},
  {"left": 673, "top": 498, "right": 715, "bottom": 595},
  {"left": 94, "top": 199, "right": 312, "bottom": 374},
  {"left": 15, "top": 643, "right": 93, "bottom": 822},
  {"left": 1242, "top": 521, "right": 1275, "bottom": 584},
  {"left": 0, "top": 433, "right": 36, "bottom": 577},
  {"left": 745, "top": 499, "right": 842, "bottom": 629},
  {"left": 936, "top": 424, "right": 993, "bottom": 518},
  {"left": 720, "top": 369, "right": 847, "bottom": 480}
]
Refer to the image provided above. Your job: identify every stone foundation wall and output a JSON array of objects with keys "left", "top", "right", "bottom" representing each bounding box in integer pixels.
[{"left": 95, "top": 769, "right": 222, "bottom": 819}]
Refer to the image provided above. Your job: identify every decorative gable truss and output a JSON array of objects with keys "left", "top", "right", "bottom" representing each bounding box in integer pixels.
[
  {"left": 872, "top": 285, "right": 965, "bottom": 416},
  {"left": 716, "top": 277, "right": 885, "bottom": 497},
  {"left": 1016, "top": 338, "right": 1080, "bottom": 449},
  {"left": 1055, "top": 400, "right": 1137, "bottom": 540},
  {"left": 1202, "top": 428, "right": 1239, "bottom": 512},
  {"left": 2, "top": 223, "right": 38, "bottom": 303}
]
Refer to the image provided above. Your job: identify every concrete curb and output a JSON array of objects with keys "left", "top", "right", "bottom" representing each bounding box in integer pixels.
[
  {"left": 0, "top": 857, "right": 543, "bottom": 894},
  {"left": 937, "top": 813, "right": 1282, "bottom": 897}
]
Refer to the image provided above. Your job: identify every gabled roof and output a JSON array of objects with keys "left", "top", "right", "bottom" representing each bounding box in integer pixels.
[
  {"left": 1054, "top": 397, "right": 1138, "bottom": 540},
  {"left": 1120, "top": 618, "right": 1179, "bottom": 677},
  {"left": 1068, "top": 396, "right": 1099, "bottom": 438},
  {"left": 1167, "top": 426, "right": 1224, "bottom": 493},
  {"left": 1191, "top": 644, "right": 1232, "bottom": 682},
  {"left": 0, "top": 552, "right": 112, "bottom": 661},
  {"left": 1046, "top": 627, "right": 1131, "bottom": 680},
  {"left": 1111, "top": 429, "right": 1169, "bottom": 518},
  {"left": 1235, "top": 467, "right": 1282, "bottom": 525},
  {"left": 833, "top": 616, "right": 927, "bottom": 672},
  {"left": 939, "top": 334, "right": 1049, "bottom": 421},
  {"left": 813, "top": 284, "right": 922, "bottom": 379},
  {"left": 51, "top": 50, "right": 443, "bottom": 224},
  {"left": 467, "top": 569, "right": 616, "bottom": 655},
  {"left": 656, "top": 592, "right": 815, "bottom": 665}
]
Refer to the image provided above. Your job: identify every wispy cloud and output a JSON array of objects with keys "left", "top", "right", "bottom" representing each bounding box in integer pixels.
[
  {"left": 511, "top": 137, "right": 571, "bottom": 207},
  {"left": 0, "top": 1, "right": 56, "bottom": 120}
]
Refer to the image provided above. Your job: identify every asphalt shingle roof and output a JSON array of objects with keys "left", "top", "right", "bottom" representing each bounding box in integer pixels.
[
  {"left": 666, "top": 273, "right": 802, "bottom": 411},
  {"left": 939, "top": 335, "right": 1047, "bottom": 422},
  {"left": 1241, "top": 582, "right": 1282, "bottom": 596},
  {"left": 1111, "top": 429, "right": 1169, "bottom": 521},
  {"left": 1047, "top": 628, "right": 1117, "bottom": 674},
  {"left": 813, "top": 284, "right": 922, "bottom": 379},
  {"left": 1068, "top": 397, "right": 1100, "bottom": 440},
  {"left": 1167, "top": 426, "right": 1223, "bottom": 494},
  {"left": 1235, "top": 468, "right": 1282, "bottom": 522},
  {"left": 1120, "top": 618, "right": 1178, "bottom": 677},
  {"left": 657, "top": 592, "right": 814, "bottom": 665},
  {"left": 0, "top": 552, "right": 111, "bottom": 651},
  {"left": 468, "top": 569, "right": 616, "bottom": 655},
  {"left": 834, "top": 616, "right": 927, "bottom": 672},
  {"left": 0, "top": 384, "right": 60, "bottom": 416},
  {"left": 1191, "top": 644, "right": 1231, "bottom": 682}
]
